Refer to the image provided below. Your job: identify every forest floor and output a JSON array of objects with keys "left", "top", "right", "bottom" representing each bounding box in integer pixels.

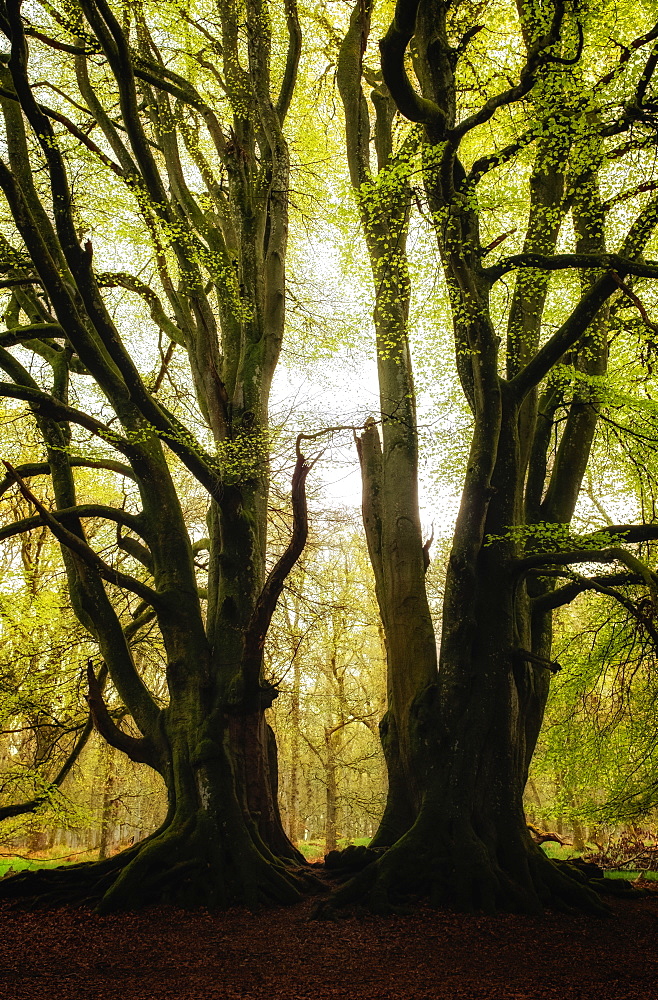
[{"left": 1, "top": 884, "right": 658, "bottom": 1000}]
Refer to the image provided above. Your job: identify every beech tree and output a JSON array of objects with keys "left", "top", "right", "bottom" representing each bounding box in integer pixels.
[
  {"left": 0, "top": 0, "right": 317, "bottom": 908},
  {"left": 326, "top": 0, "right": 658, "bottom": 913}
]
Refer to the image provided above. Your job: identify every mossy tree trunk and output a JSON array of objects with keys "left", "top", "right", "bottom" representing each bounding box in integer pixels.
[{"left": 0, "top": 0, "right": 312, "bottom": 910}]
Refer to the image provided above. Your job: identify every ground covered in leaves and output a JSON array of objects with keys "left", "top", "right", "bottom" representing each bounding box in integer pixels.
[{"left": 1, "top": 890, "right": 657, "bottom": 999}]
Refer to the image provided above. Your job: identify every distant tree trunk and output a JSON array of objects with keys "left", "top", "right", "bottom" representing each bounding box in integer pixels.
[
  {"left": 289, "top": 654, "right": 302, "bottom": 844},
  {"left": 324, "top": 728, "right": 338, "bottom": 852},
  {"left": 97, "top": 745, "right": 116, "bottom": 862}
]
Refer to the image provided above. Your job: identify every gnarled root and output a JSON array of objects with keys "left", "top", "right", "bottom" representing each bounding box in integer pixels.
[
  {"left": 316, "top": 813, "right": 615, "bottom": 918},
  {"left": 0, "top": 814, "right": 318, "bottom": 913}
]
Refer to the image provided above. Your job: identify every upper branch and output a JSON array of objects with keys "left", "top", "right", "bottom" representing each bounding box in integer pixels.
[
  {"left": 450, "top": 5, "right": 577, "bottom": 142},
  {"left": 379, "top": 0, "right": 445, "bottom": 129}
]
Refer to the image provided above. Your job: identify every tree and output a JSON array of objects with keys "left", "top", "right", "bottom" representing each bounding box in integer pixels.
[
  {"left": 325, "top": 0, "right": 658, "bottom": 913},
  {"left": 0, "top": 0, "right": 317, "bottom": 909}
]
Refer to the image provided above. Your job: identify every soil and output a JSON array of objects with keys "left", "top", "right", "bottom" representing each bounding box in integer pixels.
[{"left": 2, "top": 884, "right": 658, "bottom": 1000}]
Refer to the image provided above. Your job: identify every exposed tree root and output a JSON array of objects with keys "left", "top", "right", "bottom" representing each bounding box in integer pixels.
[
  {"left": 315, "top": 814, "right": 626, "bottom": 918},
  {"left": 0, "top": 815, "right": 323, "bottom": 913}
]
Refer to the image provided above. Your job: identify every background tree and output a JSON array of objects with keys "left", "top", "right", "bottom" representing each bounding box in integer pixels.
[{"left": 268, "top": 528, "right": 387, "bottom": 851}]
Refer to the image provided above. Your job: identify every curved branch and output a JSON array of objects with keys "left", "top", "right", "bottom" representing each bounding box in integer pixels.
[
  {"left": 532, "top": 572, "right": 641, "bottom": 614},
  {"left": 244, "top": 444, "right": 317, "bottom": 672},
  {"left": 0, "top": 84, "right": 125, "bottom": 177},
  {"left": 379, "top": 0, "right": 445, "bottom": 129},
  {"left": 0, "top": 503, "right": 145, "bottom": 543},
  {"left": 117, "top": 528, "right": 153, "bottom": 572},
  {"left": 0, "top": 458, "right": 136, "bottom": 497},
  {"left": 0, "top": 323, "right": 62, "bottom": 348},
  {"left": 86, "top": 660, "right": 160, "bottom": 768},
  {"left": 96, "top": 271, "right": 186, "bottom": 346},
  {"left": 517, "top": 546, "right": 658, "bottom": 589},
  {"left": 535, "top": 571, "right": 658, "bottom": 647}
]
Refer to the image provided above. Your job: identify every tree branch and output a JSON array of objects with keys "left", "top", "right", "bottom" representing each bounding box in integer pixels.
[
  {"left": 508, "top": 271, "right": 617, "bottom": 399},
  {"left": 517, "top": 546, "right": 658, "bottom": 588},
  {"left": 451, "top": 7, "right": 576, "bottom": 142},
  {"left": 379, "top": 0, "right": 445, "bottom": 129},
  {"left": 276, "top": 0, "right": 301, "bottom": 122},
  {"left": 2, "top": 462, "right": 162, "bottom": 607},
  {"left": 0, "top": 503, "right": 145, "bottom": 543},
  {"left": 532, "top": 572, "right": 641, "bottom": 613},
  {"left": 244, "top": 442, "right": 317, "bottom": 673},
  {"left": 86, "top": 660, "right": 159, "bottom": 768},
  {"left": 0, "top": 381, "right": 134, "bottom": 455},
  {"left": 0, "top": 458, "right": 136, "bottom": 497},
  {"left": 484, "top": 252, "right": 658, "bottom": 282}
]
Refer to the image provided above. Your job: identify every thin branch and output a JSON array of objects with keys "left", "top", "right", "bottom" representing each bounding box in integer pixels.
[
  {"left": 2, "top": 462, "right": 162, "bottom": 607},
  {"left": 0, "top": 663, "right": 111, "bottom": 823}
]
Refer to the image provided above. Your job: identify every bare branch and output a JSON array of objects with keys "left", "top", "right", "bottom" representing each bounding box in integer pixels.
[
  {"left": 244, "top": 442, "right": 318, "bottom": 673},
  {"left": 86, "top": 660, "right": 160, "bottom": 768},
  {"left": 0, "top": 503, "right": 145, "bottom": 543},
  {"left": 0, "top": 663, "right": 112, "bottom": 823},
  {"left": 2, "top": 462, "right": 162, "bottom": 608}
]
